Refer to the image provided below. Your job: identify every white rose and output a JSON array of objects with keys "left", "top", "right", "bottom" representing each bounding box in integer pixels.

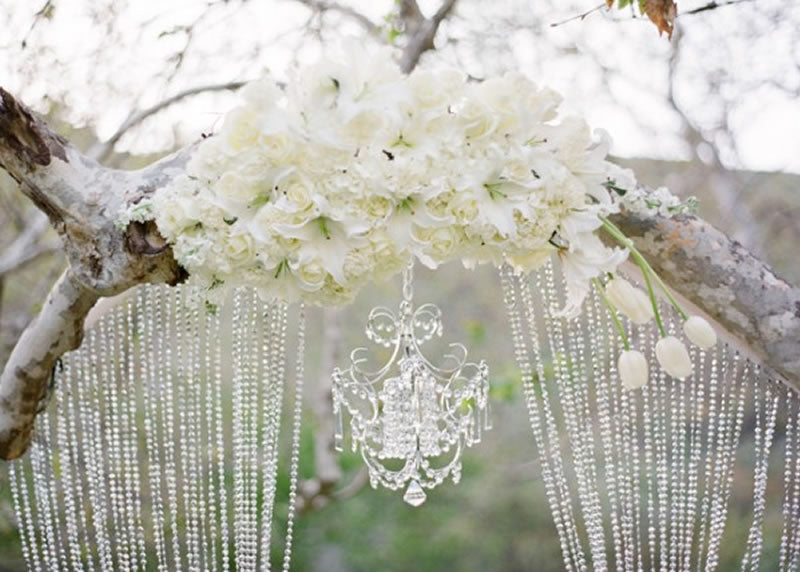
[
  {"left": 455, "top": 98, "right": 499, "bottom": 140},
  {"left": 222, "top": 233, "right": 256, "bottom": 268},
  {"left": 422, "top": 226, "right": 462, "bottom": 262},
  {"left": 214, "top": 171, "right": 261, "bottom": 204},
  {"left": 292, "top": 258, "right": 327, "bottom": 291},
  {"left": 452, "top": 198, "right": 479, "bottom": 224},
  {"left": 408, "top": 69, "right": 464, "bottom": 110},
  {"left": 220, "top": 107, "right": 260, "bottom": 152}
]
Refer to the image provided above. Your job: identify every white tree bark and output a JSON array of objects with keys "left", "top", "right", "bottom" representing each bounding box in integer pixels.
[{"left": 0, "top": 70, "right": 798, "bottom": 459}]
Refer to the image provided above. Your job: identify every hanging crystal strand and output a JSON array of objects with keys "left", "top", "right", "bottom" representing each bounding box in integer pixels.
[
  {"left": 608, "top": 283, "right": 635, "bottom": 570},
  {"left": 499, "top": 266, "right": 574, "bottom": 571},
  {"left": 127, "top": 294, "right": 148, "bottom": 570},
  {"left": 779, "top": 392, "right": 798, "bottom": 571},
  {"left": 510, "top": 265, "right": 578, "bottom": 570},
  {"left": 588, "top": 290, "right": 625, "bottom": 568},
  {"left": 141, "top": 287, "right": 169, "bottom": 571},
  {"left": 261, "top": 301, "right": 289, "bottom": 569},
  {"left": 705, "top": 350, "right": 748, "bottom": 570},
  {"left": 641, "top": 324, "right": 659, "bottom": 570},
  {"left": 40, "top": 366, "right": 68, "bottom": 571},
  {"left": 281, "top": 304, "right": 307, "bottom": 572},
  {"left": 537, "top": 264, "right": 589, "bottom": 571},
  {"left": 9, "top": 461, "right": 38, "bottom": 571},
  {"left": 787, "top": 394, "right": 800, "bottom": 571},
  {"left": 213, "top": 299, "right": 231, "bottom": 572},
  {"left": 119, "top": 298, "right": 146, "bottom": 571},
  {"left": 618, "top": 319, "right": 641, "bottom": 572},
  {"left": 257, "top": 301, "right": 278, "bottom": 570},
  {"left": 667, "top": 316, "right": 686, "bottom": 572},
  {"left": 160, "top": 286, "right": 184, "bottom": 570},
  {"left": 203, "top": 296, "right": 222, "bottom": 572},
  {"left": 649, "top": 321, "right": 669, "bottom": 572},
  {"left": 28, "top": 437, "right": 54, "bottom": 571},
  {"left": 681, "top": 343, "right": 706, "bottom": 571},
  {"left": 231, "top": 288, "right": 247, "bottom": 569},
  {"left": 695, "top": 342, "right": 720, "bottom": 571},
  {"left": 741, "top": 367, "right": 780, "bottom": 571},
  {"left": 545, "top": 265, "right": 606, "bottom": 570},
  {"left": 84, "top": 328, "right": 114, "bottom": 570},
  {"left": 243, "top": 290, "right": 261, "bottom": 569},
  {"left": 54, "top": 356, "right": 82, "bottom": 570}
]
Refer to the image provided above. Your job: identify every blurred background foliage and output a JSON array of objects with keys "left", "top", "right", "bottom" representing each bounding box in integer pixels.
[{"left": 1, "top": 0, "right": 799, "bottom": 570}]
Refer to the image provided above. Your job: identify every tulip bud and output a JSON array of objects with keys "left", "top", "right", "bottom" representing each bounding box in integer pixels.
[
  {"left": 618, "top": 350, "right": 649, "bottom": 390},
  {"left": 655, "top": 336, "right": 693, "bottom": 379},
  {"left": 604, "top": 277, "right": 654, "bottom": 325},
  {"left": 683, "top": 316, "right": 717, "bottom": 349}
]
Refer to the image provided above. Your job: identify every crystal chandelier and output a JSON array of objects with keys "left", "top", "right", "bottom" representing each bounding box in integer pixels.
[{"left": 332, "top": 262, "right": 491, "bottom": 506}]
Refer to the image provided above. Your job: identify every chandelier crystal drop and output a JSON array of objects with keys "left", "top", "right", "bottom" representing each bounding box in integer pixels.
[{"left": 332, "top": 262, "right": 491, "bottom": 506}]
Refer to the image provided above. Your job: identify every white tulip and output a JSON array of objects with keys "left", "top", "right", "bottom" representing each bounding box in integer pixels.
[
  {"left": 618, "top": 350, "right": 649, "bottom": 390},
  {"left": 655, "top": 336, "right": 693, "bottom": 379},
  {"left": 683, "top": 316, "right": 717, "bottom": 349},
  {"left": 604, "top": 277, "right": 654, "bottom": 325}
]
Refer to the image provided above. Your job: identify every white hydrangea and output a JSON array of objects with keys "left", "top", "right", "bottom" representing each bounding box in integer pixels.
[{"left": 127, "top": 42, "right": 647, "bottom": 310}]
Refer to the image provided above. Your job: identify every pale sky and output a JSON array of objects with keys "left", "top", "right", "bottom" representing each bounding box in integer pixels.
[{"left": 1, "top": 0, "right": 798, "bottom": 174}]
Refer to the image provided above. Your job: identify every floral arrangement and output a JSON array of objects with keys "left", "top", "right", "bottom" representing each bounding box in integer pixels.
[{"left": 122, "top": 42, "right": 714, "bottom": 386}]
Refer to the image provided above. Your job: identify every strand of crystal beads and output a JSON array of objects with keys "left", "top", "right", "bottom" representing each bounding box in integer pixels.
[
  {"left": 545, "top": 266, "right": 606, "bottom": 570},
  {"left": 184, "top": 290, "right": 204, "bottom": 569},
  {"left": 9, "top": 461, "right": 35, "bottom": 571},
  {"left": 258, "top": 301, "right": 279, "bottom": 569},
  {"left": 788, "top": 393, "right": 800, "bottom": 571},
  {"left": 706, "top": 351, "right": 748, "bottom": 570},
  {"left": 237, "top": 289, "right": 254, "bottom": 569},
  {"left": 86, "top": 327, "right": 115, "bottom": 570},
  {"left": 100, "top": 312, "right": 129, "bottom": 570},
  {"left": 527, "top": 267, "right": 586, "bottom": 571},
  {"left": 263, "top": 301, "right": 289, "bottom": 568},
  {"left": 28, "top": 419, "right": 54, "bottom": 570},
  {"left": 54, "top": 357, "right": 82, "bottom": 571},
  {"left": 612, "top": 306, "right": 634, "bottom": 571},
  {"left": 163, "top": 286, "right": 184, "bottom": 569},
  {"left": 114, "top": 302, "right": 142, "bottom": 570},
  {"left": 205, "top": 298, "right": 225, "bottom": 572},
  {"left": 37, "top": 368, "right": 64, "bottom": 571},
  {"left": 695, "top": 345, "right": 719, "bottom": 570},
  {"left": 682, "top": 344, "right": 705, "bottom": 571},
  {"left": 245, "top": 291, "right": 262, "bottom": 569},
  {"left": 589, "top": 291, "right": 624, "bottom": 567},
  {"left": 174, "top": 286, "right": 194, "bottom": 569},
  {"left": 231, "top": 289, "right": 247, "bottom": 569},
  {"left": 282, "top": 304, "right": 307, "bottom": 572},
  {"left": 780, "top": 392, "right": 797, "bottom": 571},
  {"left": 641, "top": 327, "right": 657, "bottom": 569},
  {"left": 742, "top": 370, "right": 780, "bottom": 571},
  {"left": 499, "top": 266, "right": 574, "bottom": 570},
  {"left": 520, "top": 268, "right": 582, "bottom": 572},
  {"left": 216, "top": 293, "right": 232, "bottom": 572},
  {"left": 141, "top": 287, "right": 169, "bottom": 570}
]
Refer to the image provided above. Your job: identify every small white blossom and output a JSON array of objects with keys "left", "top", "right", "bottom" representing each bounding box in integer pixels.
[
  {"left": 656, "top": 336, "right": 693, "bottom": 379},
  {"left": 683, "top": 316, "right": 717, "bottom": 349}
]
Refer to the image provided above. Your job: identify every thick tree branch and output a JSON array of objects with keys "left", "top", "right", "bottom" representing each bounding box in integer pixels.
[
  {"left": 609, "top": 207, "right": 800, "bottom": 388},
  {"left": 0, "top": 87, "right": 187, "bottom": 459},
  {"left": 398, "top": 0, "right": 458, "bottom": 73}
]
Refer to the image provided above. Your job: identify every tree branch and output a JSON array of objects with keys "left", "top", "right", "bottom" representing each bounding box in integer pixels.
[
  {"left": 609, "top": 205, "right": 800, "bottom": 388},
  {"left": 398, "top": 0, "right": 459, "bottom": 73},
  {"left": 90, "top": 81, "right": 247, "bottom": 163},
  {"left": 0, "top": 213, "right": 58, "bottom": 276},
  {"left": 0, "top": 87, "right": 188, "bottom": 459},
  {"left": 682, "top": 0, "right": 753, "bottom": 16},
  {"left": 295, "top": 0, "right": 380, "bottom": 36}
]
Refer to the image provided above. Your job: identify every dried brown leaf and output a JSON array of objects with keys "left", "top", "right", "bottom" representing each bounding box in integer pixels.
[{"left": 643, "top": 0, "right": 677, "bottom": 39}]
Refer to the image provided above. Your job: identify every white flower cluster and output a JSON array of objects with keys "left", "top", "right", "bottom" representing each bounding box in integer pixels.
[
  {"left": 139, "top": 43, "right": 637, "bottom": 308},
  {"left": 618, "top": 185, "right": 697, "bottom": 218}
]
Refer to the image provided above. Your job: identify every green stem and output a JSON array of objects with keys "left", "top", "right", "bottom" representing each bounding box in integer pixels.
[
  {"left": 640, "top": 263, "right": 666, "bottom": 337},
  {"left": 592, "top": 278, "right": 630, "bottom": 351},
  {"left": 599, "top": 216, "right": 689, "bottom": 321}
]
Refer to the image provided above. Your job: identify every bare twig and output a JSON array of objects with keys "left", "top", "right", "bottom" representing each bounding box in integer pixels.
[
  {"left": 0, "top": 213, "right": 57, "bottom": 276},
  {"left": 295, "top": 0, "right": 380, "bottom": 36},
  {"left": 90, "top": 81, "right": 247, "bottom": 163},
  {"left": 682, "top": 0, "right": 754, "bottom": 16},
  {"left": 549, "top": 3, "right": 606, "bottom": 28}
]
